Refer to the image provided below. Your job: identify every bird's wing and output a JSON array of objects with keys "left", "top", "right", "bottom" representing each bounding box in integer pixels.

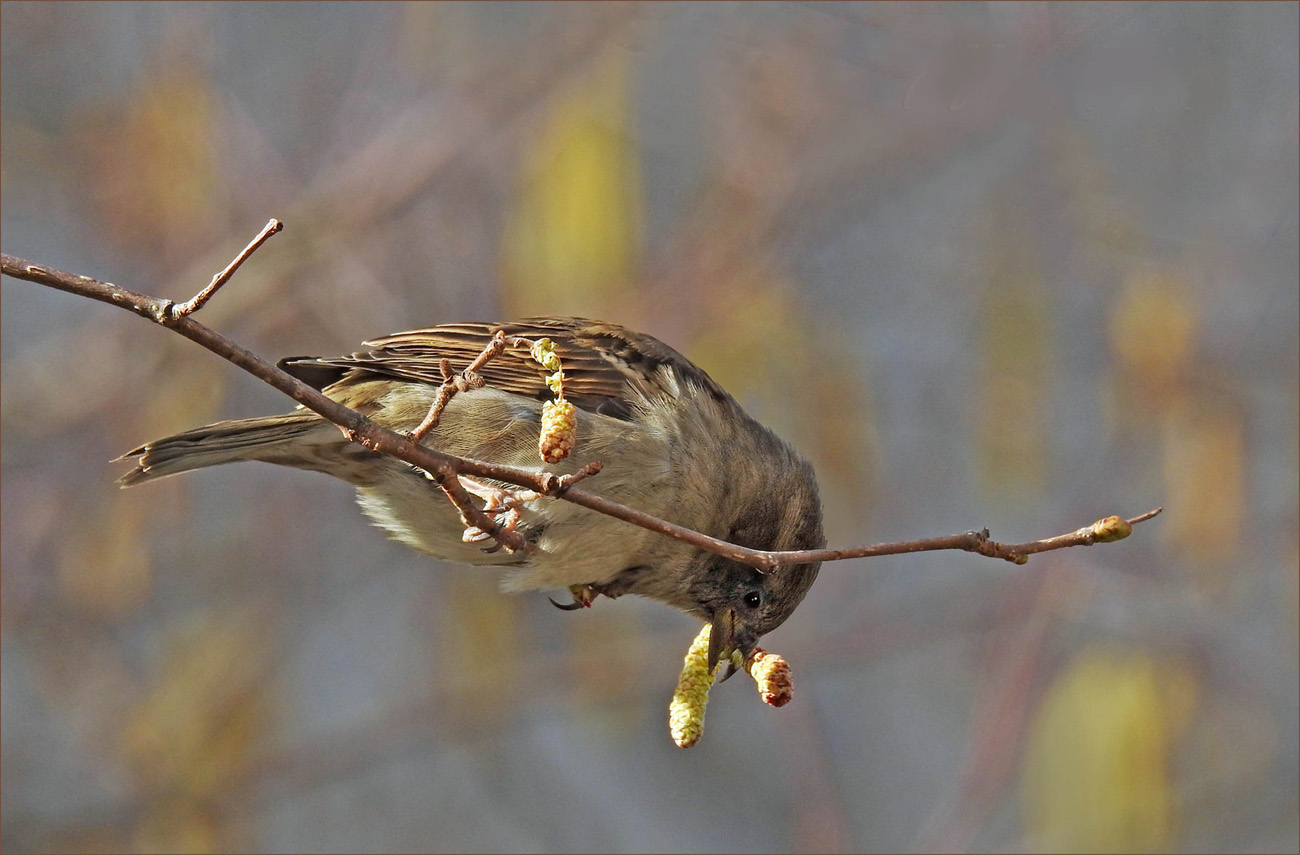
[{"left": 278, "top": 317, "right": 728, "bottom": 422}]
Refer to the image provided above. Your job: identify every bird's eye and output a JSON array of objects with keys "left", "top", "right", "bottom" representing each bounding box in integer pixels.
[{"left": 742, "top": 590, "right": 762, "bottom": 609}]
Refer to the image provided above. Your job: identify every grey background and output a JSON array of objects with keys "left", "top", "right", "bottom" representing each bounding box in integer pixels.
[{"left": 2, "top": 3, "right": 1297, "bottom": 852}]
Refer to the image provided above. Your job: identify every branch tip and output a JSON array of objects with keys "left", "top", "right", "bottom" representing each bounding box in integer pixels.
[
  {"left": 1128, "top": 507, "right": 1163, "bottom": 525},
  {"left": 170, "top": 218, "right": 285, "bottom": 320}
]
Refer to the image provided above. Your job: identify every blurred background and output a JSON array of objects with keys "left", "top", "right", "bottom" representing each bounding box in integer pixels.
[{"left": 2, "top": 3, "right": 1297, "bottom": 852}]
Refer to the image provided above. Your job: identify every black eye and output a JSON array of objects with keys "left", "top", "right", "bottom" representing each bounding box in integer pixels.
[{"left": 742, "top": 590, "right": 762, "bottom": 609}]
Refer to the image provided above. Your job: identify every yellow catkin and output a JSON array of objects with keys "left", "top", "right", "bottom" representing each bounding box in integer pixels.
[
  {"left": 669, "top": 628, "right": 797, "bottom": 747},
  {"left": 669, "top": 624, "right": 717, "bottom": 748},
  {"left": 747, "top": 649, "right": 793, "bottom": 707},
  {"left": 539, "top": 398, "right": 576, "bottom": 463}
]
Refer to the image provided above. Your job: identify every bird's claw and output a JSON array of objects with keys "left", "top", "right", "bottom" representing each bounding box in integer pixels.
[{"left": 549, "top": 584, "right": 598, "bottom": 610}]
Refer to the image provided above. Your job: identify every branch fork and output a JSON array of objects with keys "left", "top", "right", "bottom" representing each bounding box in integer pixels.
[{"left": 406, "top": 333, "right": 504, "bottom": 444}]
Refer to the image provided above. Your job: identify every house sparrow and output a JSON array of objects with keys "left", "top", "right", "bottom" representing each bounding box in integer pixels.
[{"left": 118, "top": 317, "right": 824, "bottom": 668}]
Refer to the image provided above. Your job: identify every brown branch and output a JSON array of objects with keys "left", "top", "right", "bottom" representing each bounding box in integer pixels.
[
  {"left": 744, "top": 508, "right": 1164, "bottom": 569},
  {"left": 0, "top": 242, "right": 1161, "bottom": 572},
  {"left": 168, "top": 219, "right": 284, "bottom": 319}
]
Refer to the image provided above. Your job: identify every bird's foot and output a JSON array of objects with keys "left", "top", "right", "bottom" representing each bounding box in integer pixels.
[{"left": 458, "top": 476, "right": 541, "bottom": 544}]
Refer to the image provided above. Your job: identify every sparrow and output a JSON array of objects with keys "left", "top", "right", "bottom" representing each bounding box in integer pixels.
[{"left": 117, "top": 317, "right": 824, "bottom": 669}]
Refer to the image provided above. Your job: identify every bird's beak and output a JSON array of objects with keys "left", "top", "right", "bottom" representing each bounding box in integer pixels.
[
  {"left": 707, "top": 608, "right": 758, "bottom": 679},
  {"left": 706, "top": 608, "right": 734, "bottom": 674}
]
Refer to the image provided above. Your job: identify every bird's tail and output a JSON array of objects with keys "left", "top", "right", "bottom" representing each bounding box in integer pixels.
[{"left": 115, "top": 414, "right": 366, "bottom": 487}]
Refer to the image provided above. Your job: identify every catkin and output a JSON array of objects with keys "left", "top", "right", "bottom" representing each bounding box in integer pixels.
[
  {"left": 669, "top": 624, "right": 717, "bottom": 748},
  {"left": 747, "top": 649, "right": 793, "bottom": 708},
  {"left": 669, "top": 626, "right": 797, "bottom": 747},
  {"left": 528, "top": 337, "right": 562, "bottom": 371},
  {"left": 527, "top": 338, "right": 575, "bottom": 463},
  {"left": 539, "top": 399, "right": 576, "bottom": 463}
]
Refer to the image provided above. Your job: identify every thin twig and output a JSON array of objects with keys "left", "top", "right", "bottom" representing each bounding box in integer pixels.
[
  {"left": 167, "top": 219, "right": 283, "bottom": 320},
  {"left": 407, "top": 330, "right": 506, "bottom": 443},
  {"left": 733, "top": 508, "right": 1163, "bottom": 571},
  {"left": 0, "top": 248, "right": 1162, "bottom": 571},
  {"left": 410, "top": 383, "right": 458, "bottom": 444},
  {"left": 553, "top": 460, "right": 604, "bottom": 492}
]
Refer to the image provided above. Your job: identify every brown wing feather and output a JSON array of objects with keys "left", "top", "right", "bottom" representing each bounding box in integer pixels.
[{"left": 278, "top": 317, "right": 730, "bottom": 422}]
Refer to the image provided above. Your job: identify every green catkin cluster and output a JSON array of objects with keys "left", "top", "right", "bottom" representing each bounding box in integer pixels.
[
  {"left": 527, "top": 338, "right": 576, "bottom": 463},
  {"left": 528, "top": 338, "right": 562, "bottom": 372}
]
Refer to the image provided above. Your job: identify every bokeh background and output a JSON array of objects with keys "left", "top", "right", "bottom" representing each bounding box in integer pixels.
[{"left": 2, "top": 3, "right": 1297, "bottom": 852}]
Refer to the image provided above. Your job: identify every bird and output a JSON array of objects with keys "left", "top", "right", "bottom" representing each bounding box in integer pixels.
[{"left": 117, "top": 317, "right": 824, "bottom": 670}]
